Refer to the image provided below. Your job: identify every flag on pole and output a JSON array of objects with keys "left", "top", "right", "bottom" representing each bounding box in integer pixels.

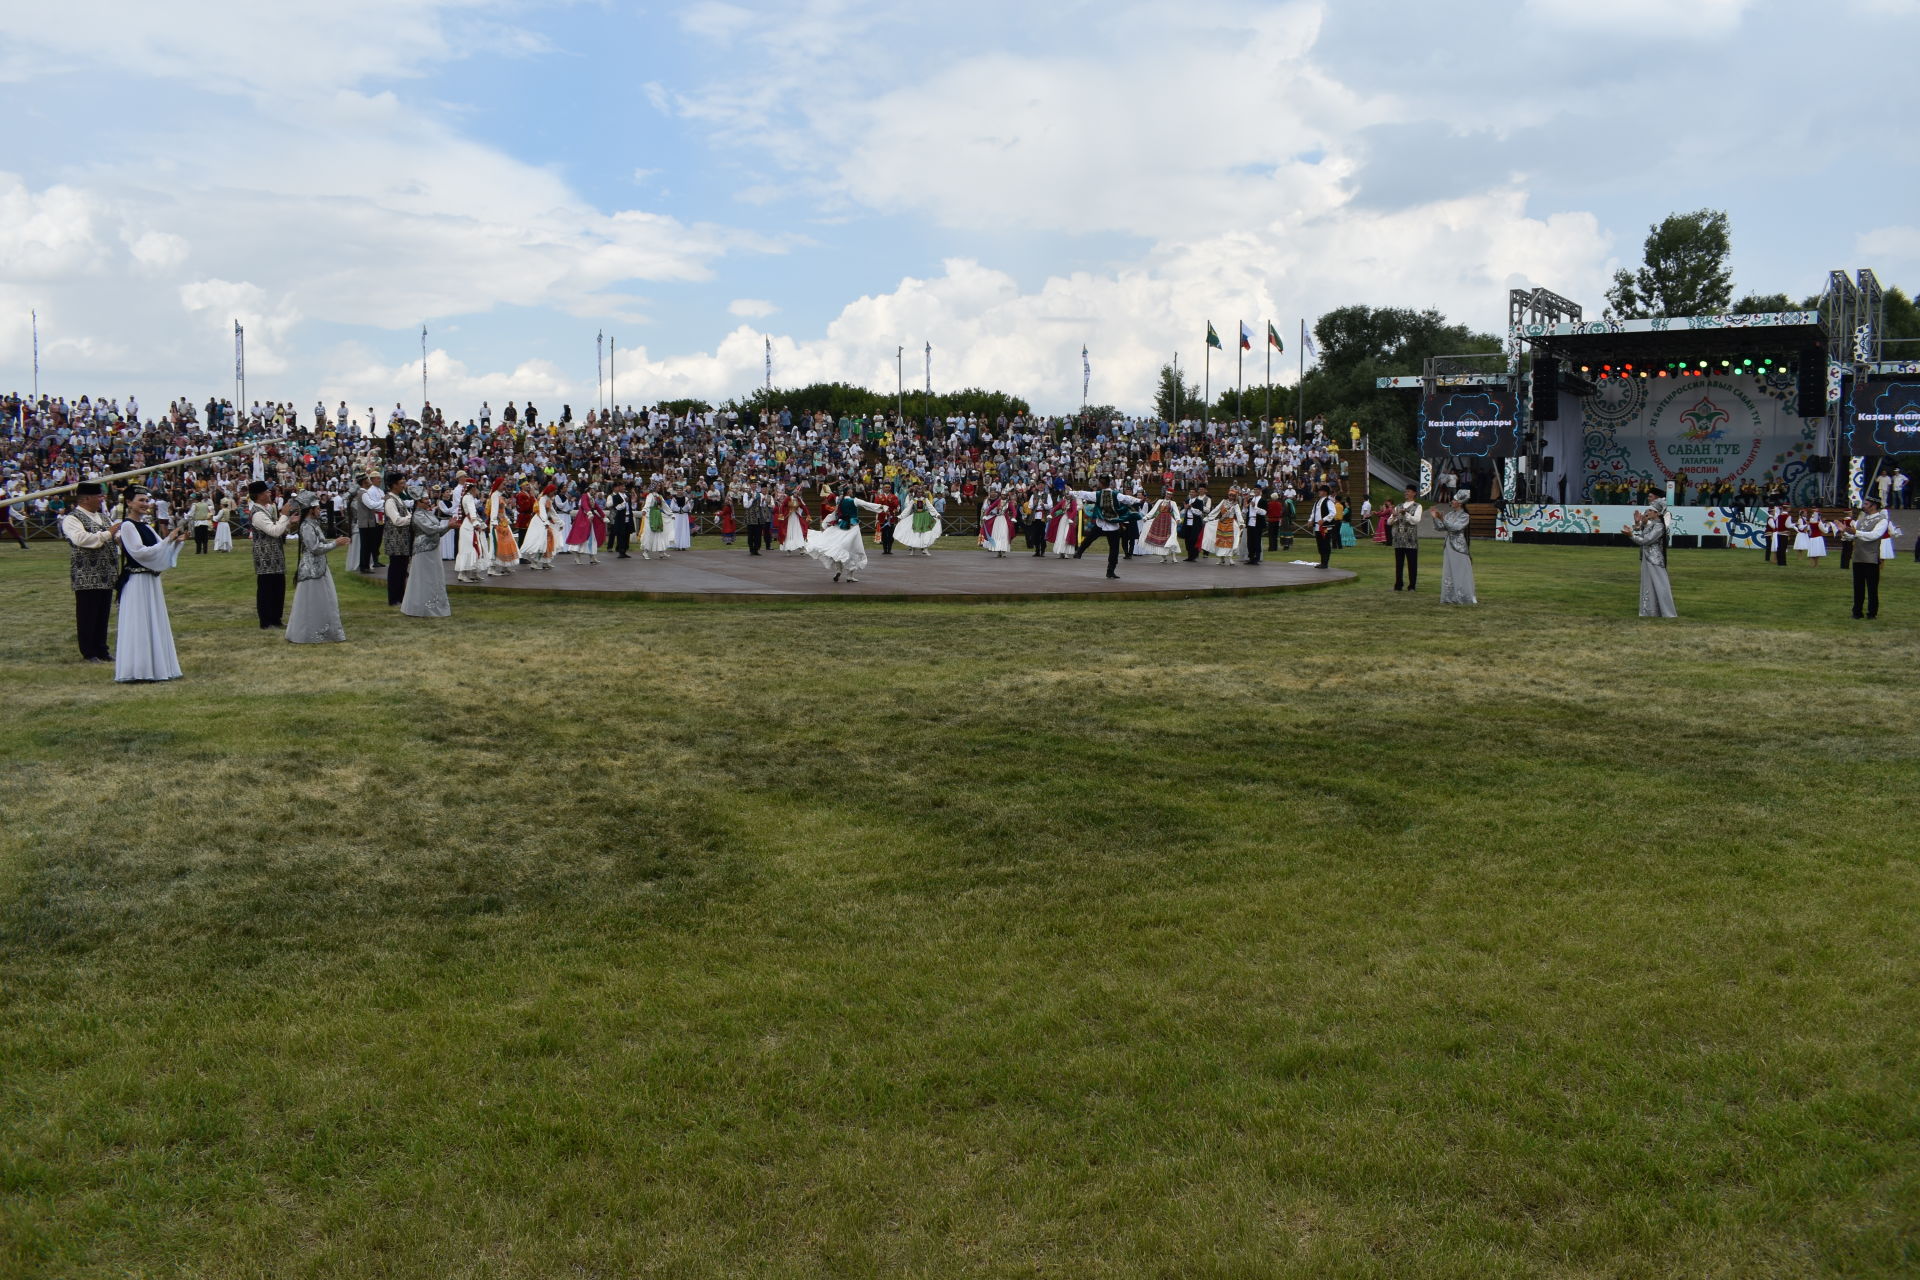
[
  {"left": 924, "top": 340, "right": 931, "bottom": 393},
  {"left": 1301, "top": 323, "right": 1318, "bottom": 361},
  {"left": 764, "top": 335, "right": 772, "bottom": 389},
  {"left": 1206, "top": 322, "right": 1222, "bottom": 350},
  {"left": 1082, "top": 344, "right": 1090, "bottom": 400},
  {"left": 1239, "top": 321, "right": 1252, "bottom": 351},
  {"left": 1268, "top": 321, "right": 1284, "bottom": 352}
]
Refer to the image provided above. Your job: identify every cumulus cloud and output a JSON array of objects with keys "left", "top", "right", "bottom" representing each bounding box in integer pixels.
[{"left": 728, "top": 298, "right": 779, "bottom": 318}]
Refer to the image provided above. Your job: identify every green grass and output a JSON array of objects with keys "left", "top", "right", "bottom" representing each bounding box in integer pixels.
[{"left": 1, "top": 540, "right": 1917, "bottom": 1278}]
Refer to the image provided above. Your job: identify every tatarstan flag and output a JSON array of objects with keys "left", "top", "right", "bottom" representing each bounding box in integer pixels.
[
  {"left": 1206, "top": 322, "right": 1222, "bottom": 350},
  {"left": 1268, "top": 321, "right": 1284, "bottom": 352}
]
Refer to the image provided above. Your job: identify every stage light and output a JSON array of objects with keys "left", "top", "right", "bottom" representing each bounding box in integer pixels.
[
  {"left": 1624, "top": 363, "right": 1633, "bottom": 371},
  {"left": 1580, "top": 364, "right": 1590, "bottom": 373},
  {"left": 1698, "top": 361, "right": 1707, "bottom": 368},
  {"left": 1742, "top": 358, "right": 1753, "bottom": 366},
  {"left": 1658, "top": 370, "right": 1668, "bottom": 378},
  {"left": 1640, "top": 371, "right": 1649, "bottom": 379},
  {"left": 1720, "top": 359, "right": 1730, "bottom": 367}
]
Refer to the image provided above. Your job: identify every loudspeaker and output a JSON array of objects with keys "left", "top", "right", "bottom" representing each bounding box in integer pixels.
[
  {"left": 1531, "top": 358, "right": 1560, "bottom": 421},
  {"left": 1795, "top": 353, "right": 1826, "bottom": 417},
  {"left": 1541, "top": 456, "right": 1554, "bottom": 472},
  {"left": 1809, "top": 455, "right": 1832, "bottom": 474}
]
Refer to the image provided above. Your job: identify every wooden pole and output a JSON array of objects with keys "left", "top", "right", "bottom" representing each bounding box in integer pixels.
[{"left": 2, "top": 438, "right": 289, "bottom": 508}]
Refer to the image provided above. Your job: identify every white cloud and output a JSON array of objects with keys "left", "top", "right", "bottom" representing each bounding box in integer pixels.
[
  {"left": 1525, "top": 0, "right": 1754, "bottom": 28},
  {"left": 317, "top": 346, "right": 572, "bottom": 420},
  {"left": 1858, "top": 226, "right": 1920, "bottom": 264},
  {"left": 728, "top": 298, "right": 779, "bottom": 318}
]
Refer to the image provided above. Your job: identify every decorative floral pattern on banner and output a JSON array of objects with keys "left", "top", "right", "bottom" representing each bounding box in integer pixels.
[
  {"left": 1576, "top": 374, "right": 1818, "bottom": 505},
  {"left": 1500, "top": 504, "right": 1769, "bottom": 549}
]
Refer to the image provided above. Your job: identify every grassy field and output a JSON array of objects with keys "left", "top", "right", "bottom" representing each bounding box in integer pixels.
[{"left": 1, "top": 538, "right": 1916, "bottom": 1278}]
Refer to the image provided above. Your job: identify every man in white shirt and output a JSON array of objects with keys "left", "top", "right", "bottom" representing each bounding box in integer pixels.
[
  {"left": 1069, "top": 476, "right": 1142, "bottom": 579},
  {"left": 1310, "top": 484, "right": 1339, "bottom": 569}
]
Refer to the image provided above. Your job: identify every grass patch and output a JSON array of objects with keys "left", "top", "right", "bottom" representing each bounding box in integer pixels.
[{"left": 1, "top": 542, "right": 1917, "bottom": 1277}]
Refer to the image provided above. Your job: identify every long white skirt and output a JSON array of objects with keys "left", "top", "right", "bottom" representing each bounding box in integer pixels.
[
  {"left": 780, "top": 513, "right": 810, "bottom": 552},
  {"left": 672, "top": 513, "right": 692, "bottom": 549},
  {"left": 1048, "top": 518, "right": 1077, "bottom": 556},
  {"left": 1201, "top": 518, "right": 1242, "bottom": 560},
  {"left": 1804, "top": 535, "right": 1826, "bottom": 558},
  {"left": 440, "top": 526, "right": 457, "bottom": 560},
  {"left": 639, "top": 518, "right": 674, "bottom": 555},
  {"left": 979, "top": 514, "right": 1014, "bottom": 554},
  {"left": 212, "top": 521, "right": 233, "bottom": 552},
  {"left": 115, "top": 575, "right": 182, "bottom": 682},
  {"left": 519, "top": 514, "right": 560, "bottom": 562},
  {"left": 804, "top": 522, "right": 868, "bottom": 574},
  {"left": 895, "top": 514, "right": 942, "bottom": 549},
  {"left": 455, "top": 522, "right": 488, "bottom": 573}
]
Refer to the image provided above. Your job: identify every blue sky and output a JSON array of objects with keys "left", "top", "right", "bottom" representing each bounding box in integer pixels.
[{"left": 3, "top": 0, "right": 1918, "bottom": 422}]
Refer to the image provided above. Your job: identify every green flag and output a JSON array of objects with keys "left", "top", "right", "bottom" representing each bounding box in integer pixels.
[
  {"left": 1206, "top": 321, "right": 1222, "bottom": 351},
  {"left": 1267, "top": 321, "right": 1284, "bottom": 353}
]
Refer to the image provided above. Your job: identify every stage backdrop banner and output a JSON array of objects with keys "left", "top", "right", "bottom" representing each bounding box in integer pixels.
[
  {"left": 1498, "top": 504, "right": 1768, "bottom": 549},
  {"left": 1847, "top": 375, "right": 1920, "bottom": 455},
  {"left": 1571, "top": 374, "right": 1820, "bottom": 504},
  {"left": 1421, "top": 387, "right": 1516, "bottom": 460}
]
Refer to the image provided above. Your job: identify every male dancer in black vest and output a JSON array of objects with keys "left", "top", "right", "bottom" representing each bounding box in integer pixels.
[
  {"left": 381, "top": 471, "right": 412, "bottom": 606},
  {"left": 1071, "top": 478, "right": 1141, "bottom": 579},
  {"left": 1310, "top": 484, "right": 1339, "bottom": 569},
  {"left": 59, "top": 481, "right": 119, "bottom": 662},
  {"left": 247, "top": 480, "right": 293, "bottom": 628}
]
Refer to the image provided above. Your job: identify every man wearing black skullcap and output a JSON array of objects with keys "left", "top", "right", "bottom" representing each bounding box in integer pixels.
[{"left": 60, "top": 481, "right": 120, "bottom": 662}]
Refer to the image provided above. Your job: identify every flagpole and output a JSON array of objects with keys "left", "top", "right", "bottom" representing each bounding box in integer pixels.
[
  {"left": 1264, "top": 324, "right": 1272, "bottom": 432},
  {"left": 1172, "top": 351, "right": 1180, "bottom": 422},
  {"left": 421, "top": 324, "right": 428, "bottom": 414},
  {"left": 610, "top": 336, "right": 616, "bottom": 409},
  {"left": 896, "top": 345, "right": 904, "bottom": 427},
  {"left": 597, "top": 331, "right": 604, "bottom": 414},
  {"left": 31, "top": 309, "right": 39, "bottom": 399},
  {"left": 1297, "top": 319, "right": 1306, "bottom": 438},
  {"left": 1236, "top": 327, "right": 1243, "bottom": 422}
]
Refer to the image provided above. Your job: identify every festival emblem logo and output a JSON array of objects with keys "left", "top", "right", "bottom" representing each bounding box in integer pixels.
[{"left": 1677, "top": 396, "right": 1730, "bottom": 442}]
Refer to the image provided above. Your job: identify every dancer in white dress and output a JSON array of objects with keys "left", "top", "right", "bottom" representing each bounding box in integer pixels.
[
  {"left": 775, "top": 488, "right": 810, "bottom": 553},
  {"left": 285, "top": 492, "right": 352, "bottom": 644},
  {"left": 670, "top": 491, "right": 693, "bottom": 550},
  {"left": 519, "top": 484, "right": 562, "bottom": 570},
  {"left": 453, "top": 477, "right": 488, "bottom": 582},
  {"left": 211, "top": 495, "right": 235, "bottom": 552},
  {"left": 978, "top": 490, "right": 1018, "bottom": 556},
  {"left": 894, "top": 490, "right": 942, "bottom": 555},
  {"left": 1804, "top": 512, "right": 1828, "bottom": 564},
  {"left": 804, "top": 492, "right": 883, "bottom": 581},
  {"left": 638, "top": 490, "right": 674, "bottom": 559},
  {"left": 1136, "top": 496, "right": 1182, "bottom": 561},
  {"left": 114, "top": 490, "right": 188, "bottom": 683},
  {"left": 1201, "top": 495, "right": 1245, "bottom": 563}
]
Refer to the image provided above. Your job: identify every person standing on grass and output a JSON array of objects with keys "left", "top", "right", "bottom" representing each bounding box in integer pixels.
[
  {"left": 246, "top": 480, "right": 293, "bottom": 630},
  {"left": 607, "top": 482, "right": 636, "bottom": 559},
  {"left": 1309, "top": 483, "right": 1339, "bottom": 570},
  {"left": 1626, "top": 497, "right": 1678, "bottom": 618},
  {"left": 113, "top": 488, "right": 189, "bottom": 683},
  {"left": 61, "top": 480, "right": 120, "bottom": 663},
  {"left": 285, "top": 492, "right": 351, "bottom": 644},
  {"left": 1433, "top": 490, "right": 1477, "bottom": 605},
  {"left": 400, "top": 487, "right": 454, "bottom": 619},
  {"left": 1850, "top": 495, "right": 1889, "bottom": 621},
  {"left": 381, "top": 471, "right": 413, "bottom": 607},
  {"left": 353, "top": 475, "right": 384, "bottom": 574},
  {"left": 188, "top": 493, "right": 214, "bottom": 554},
  {"left": 1388, "top": 484, "right": 1422, "bottom": 592}
]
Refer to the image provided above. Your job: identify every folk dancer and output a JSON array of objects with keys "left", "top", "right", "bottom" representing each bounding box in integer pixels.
[
  {"left": 638, "top": 489, "right": 674, "bottom": 559},
  {"left": 1069, "top": 480, "right": 1142, "bottom": 578},
  {"left": 1433, "top": 490, "right": 1477, "bottom": 604},
  {"left": 285, "top": 492, "right": 351, "bottom": 644},
  {"left": 1136, "top": 494, "right": 1182, "bottom": 563},
  {"left": 518, "top": 483, "right": 562, "bottom": 570},
  {"left": 1802, "top": 510, "right": 1828, "bottom": 565},
  {"left": 895, "top": 489, "right": 942, "bottom": 556},
  {"left": 400, "top": 487, "right": 454, "bottom": 618},
  {"left": 1044, "top": 491, "right": 1079, "bottom": 559},
  {"left": 565, "top": 487, "right": 606, "bottom": 564},
  {"left": 454, "top": 476, "right": 490, "bottom": 582},
  {"left": 804, "top": 490, "right": 885, "bottom": 582},
  {"left": 211, "top": 494, "right": 235, "bottom": 552},
  {"left": 607, "top": 483, "right": 636, "bottom": 558},
  {"left": 1626, "top": 498, "right": 1678, "bottom": 617},
  {"left": 61, "top": 480, "right": 119, "bottom": 662},
  {"left": 736, "top": 484, "right": 771, "bottom": 555},
  {"left": 1179, "top": 494, "right": 1208, "bottom": 562},
  {"left": 1851, "top": 496, "right": 1889, "bottom": 620},
  {"left": 381, "top": 470, "right": 413, "bottom": 606},
  {"left": 1389, "top": 485, "right": 1423, "bottom": 591},
  {"left": 246, "top": 480, "right": 293, "bottom": 629},
  {"left": 978, "top": 489, "right": 1018, "bottom": 557},
  {"left": 488, "top": 479, "right": 520, "bottom": 575},
  {"left": 1765, "top": 504, "right": 1790, "bottom": 566},
  {"left": 774, "top": 488, "right": 810, "bottom": 553},
  {"left": 1243, "top": 488, "right": 1266, "bottom": 565},
  {"left": 1200, "top": 492, "right": 1244, "bottom": 564},
  {"left": 114, "top": 488, "right": 188, "bottom": 682},
  {"left": 1310, "top": 484, "right": 1339, "bottom": 570}
]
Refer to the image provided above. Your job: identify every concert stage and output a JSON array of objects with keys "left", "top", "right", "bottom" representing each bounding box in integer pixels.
[{"left": 381, "top": 547, "right": 1358, "bottom": 604}]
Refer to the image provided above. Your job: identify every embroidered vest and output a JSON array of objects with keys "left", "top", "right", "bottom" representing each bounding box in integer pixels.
[
  {"left": 250, "top": 503, "right": 287, "bottom": 575},
  {"left": 66, "top": 508, "right": 118, "bottom": 592},
  {"left": 383, "top": 498, "right": 414, "bottom": 554}
]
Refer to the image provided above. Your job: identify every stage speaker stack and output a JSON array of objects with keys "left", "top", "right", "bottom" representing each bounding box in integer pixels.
[
  {"left": 1795, "top": 352, "right": 1826, "bottom": 418},
  {"left": 1532, "top": 359, "right": 1560, "bottom": 421}
]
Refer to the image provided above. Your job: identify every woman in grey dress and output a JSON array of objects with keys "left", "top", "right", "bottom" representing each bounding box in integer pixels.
[
  {"left": 401, "top": 486, "right": 454, "bottom": 618},
  {"left": 1627, "top": 498, "right": 1678, "bottom": 617},
  {"left": 286, "top": 491, "right": 351, "bottom": 644},
  {"left": 1432, "top": 490, "right": 1477, "bottom": 605}
]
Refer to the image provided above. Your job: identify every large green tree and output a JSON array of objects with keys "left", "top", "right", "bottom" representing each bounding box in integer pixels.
[
  {"left": 1153, "top": 361, "right": 1200, "bottom": 422},
  {"left": 1295, "top": 305, "right": 1504, "bottom": 469},
  {"left": 1606, "top": 209, "right": 1734, "bottom": 319}
]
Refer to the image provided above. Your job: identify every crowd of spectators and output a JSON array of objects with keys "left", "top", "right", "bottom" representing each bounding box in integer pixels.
[{"left": 3, "top": 390, "right": 1357, "bottom": 540}]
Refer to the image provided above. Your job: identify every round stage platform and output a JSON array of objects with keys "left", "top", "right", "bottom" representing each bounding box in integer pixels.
[{"left": 389, "top": 547, "right": 1358, "bottom": 604}]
